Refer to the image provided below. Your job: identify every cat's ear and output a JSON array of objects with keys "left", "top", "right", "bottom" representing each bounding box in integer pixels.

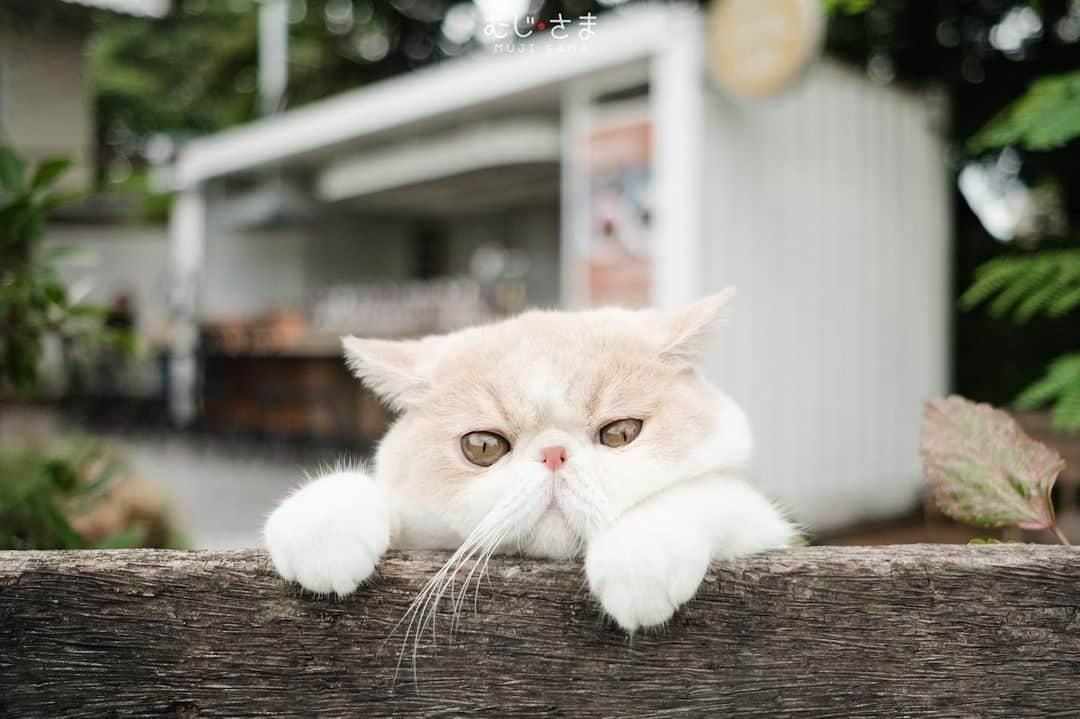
[
  {"left": 657, "top": 288, "right": 735, "bottom": 364},
  {"left": 341, "top": 336, "right": 431, "bottom": 411}
]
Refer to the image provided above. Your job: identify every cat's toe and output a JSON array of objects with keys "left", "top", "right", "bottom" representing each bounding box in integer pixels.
[
  {"left": 266, "top": 526, "right": 381, "bottom": 596},
  {"left": 263, "top": 470, "right": 390, "bottom": 597},
  {"left": 286, "top": 541, "right": 377, "bottom": 596},
  {"left": 585, "top": 530, "right": 710, "bottom": 634},
  {"left": 592, "top": 575, "right": 678, "bottom": 632}
]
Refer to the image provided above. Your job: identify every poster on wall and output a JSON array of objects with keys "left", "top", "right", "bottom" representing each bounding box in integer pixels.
[{"left": 581, "top": 101, "right": 652, "bottom": 308}]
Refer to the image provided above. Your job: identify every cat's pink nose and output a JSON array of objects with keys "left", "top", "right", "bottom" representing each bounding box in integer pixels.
[{"left": 540, "top": 445, "right": 567, "bottom": 471}]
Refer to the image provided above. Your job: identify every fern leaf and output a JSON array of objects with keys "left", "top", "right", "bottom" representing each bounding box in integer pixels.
[
  {"left": 1049, "top": 286, "right": 1080, "bottom": 317},
  {"left": 960, "top": 259, "right": 1025, "bottom": 309},
  {"left": 1055, "top": 384, "right": 1080, "bottom": 433},
  {"left": 970, "top": 71, "right": 1080, "bottom": 152},
  {"left": 962, "top": 250, "right": 1080, "bottom": 323},
  {"left": 1015, "top": 370, "right": 1068, "bottom": 408},
  {"left": 1014, "top": 262, "right": 1078, "bottom": 322},
  {"left": 1025, "top": 97, "right": 1080, "bottom": 151},
  {"left": 1016, "top": 353, "right": 1080, "bottom": 433},
  {"left": 988, "top": 261, "right": 1052, "bottom": 318},
  {"left": 823, "top": 0, "right": 875, "bottom": 14}
]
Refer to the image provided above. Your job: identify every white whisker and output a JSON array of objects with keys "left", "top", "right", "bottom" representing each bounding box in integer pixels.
[
  {"left": 389, "top": 485, "right": 542, "bottom": 686},
  {"left": 451, "top": 525, "right": 510, "bottom": 633}
]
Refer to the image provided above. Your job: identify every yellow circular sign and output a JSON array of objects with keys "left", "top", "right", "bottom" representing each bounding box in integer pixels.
[{"left": 707, "top": 0, "right": 824, "bottom": 98}]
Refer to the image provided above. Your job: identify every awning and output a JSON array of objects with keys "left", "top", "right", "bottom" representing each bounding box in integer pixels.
[{"left": 60, "top": 0, "right": 170, "bottom": 18}]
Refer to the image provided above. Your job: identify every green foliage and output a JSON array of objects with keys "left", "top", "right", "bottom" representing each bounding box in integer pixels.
[
  {"left": 961, "top": 249, "right": 1080, "bottom": 429},
  {"left": 0, "top": 145, "right": 174, "bottom": 551},
  {"left": 0, "top": 441, "right": 106, "bottom": 550},
  {"left": 1015, "top": 353, "right": 1080, "bottom": 433},
  {"left": 87, "top": 0, "right": 620, "bottom": 172},
  {"left": 0, "top": 439, "right": 183, "bottom": 550},
  {"left": 960, "top": 250, "right": 1080, "bottom": 322},
  {"left": 88, "top": 0, "right": 435, "bottom": 157},
  {"left": 90, "top": 5, "right": 261, "bottom": 140},
  {"left": 963, "top": 68, "right": 1080, "bottom": 432},
  {"left": 0, "top": 144, "right": 130, "bottom": 395},
  {"left": 822, "top": 0, "right": 876, "bottom": 14},
  {"left": 970, "top": 71, "right": 1080, "bottom": 152},
  {"left": 921, "top": 396, "right": 1069, "bottom": 544}
]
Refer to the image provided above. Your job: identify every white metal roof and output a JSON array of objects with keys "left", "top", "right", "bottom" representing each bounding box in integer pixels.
[
  {"left": 60, "top": 0, "right": 170, "bottom": 18},
  {"left": 171, "top": 3, "right": 698, "bottom": 190},
  {"left": 315, "top": 119, "right": 560, "bottom": 204}
]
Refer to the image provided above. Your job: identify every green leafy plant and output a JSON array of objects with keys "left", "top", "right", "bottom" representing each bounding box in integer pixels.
[
  {"left": 970, "top": 70, "right": 1080, "bottom": 153},
  {"left": 960, "top": 250, "right": 1080, "bottom": 323},
  {"left": 921, "top": 395, "right": 1069, "bottom": 545},
  {"left": 0, "top": 439, "right": 182, "bottom": 550},
  {"left": 823, "top": 0, "right": 876, "bottom": 14},
  {"left": 961, "top": 71, "right": 1080, "bottom": 432},
  {"left": 0, "top": 144, "right": 133, "bottom": 395},
  {"left": 1, "top": 143, "right": 175, "bottom": 550},
  {"left": 1014, "top": 353, "right": 1080, "bottom": 430}
]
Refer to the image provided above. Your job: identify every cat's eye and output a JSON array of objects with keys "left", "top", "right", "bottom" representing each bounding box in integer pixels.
[
  {"left": 461, "top": 431, "right": 511, "bottom": 467},
  {"left": 598, "top": 419, "right": 643, "bottom": 448}
]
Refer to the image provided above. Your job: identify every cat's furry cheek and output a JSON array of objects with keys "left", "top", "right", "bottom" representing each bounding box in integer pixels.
[{"left": 263, "top": 468, "right": 391, "bottom": 596}]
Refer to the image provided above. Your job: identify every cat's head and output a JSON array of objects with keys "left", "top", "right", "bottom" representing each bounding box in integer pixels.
[{"left": 343, "top": 289, "right": 751, "bottom": 558}]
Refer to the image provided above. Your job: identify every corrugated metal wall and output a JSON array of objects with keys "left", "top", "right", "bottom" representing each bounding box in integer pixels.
[{"left": 701, "top": 62, "right": 951, "bottom": 532}]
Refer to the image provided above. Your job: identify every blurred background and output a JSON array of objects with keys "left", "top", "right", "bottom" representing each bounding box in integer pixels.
[{"left": 1, "top": 0, "right": 1077, "bottom": 550}]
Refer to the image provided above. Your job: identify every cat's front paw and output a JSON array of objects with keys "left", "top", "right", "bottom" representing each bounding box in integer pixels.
[
  {"left": 264, "top": 470, "right": 391, "bottom": 596},
  {"left": 585, "top": 523, "right": 711, "bottom": 634}
]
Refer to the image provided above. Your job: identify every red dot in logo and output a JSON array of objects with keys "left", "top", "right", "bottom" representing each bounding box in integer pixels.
[{"left": 537, "top": 21, "right": 546, "bottom": 30}]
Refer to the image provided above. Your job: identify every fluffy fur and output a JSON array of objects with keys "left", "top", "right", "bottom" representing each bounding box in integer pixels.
[{"left": 264, "top": 289, "right": 797, "bottom": 634}]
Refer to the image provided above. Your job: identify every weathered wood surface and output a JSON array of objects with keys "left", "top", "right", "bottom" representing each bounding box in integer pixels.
[{"left": 2, "top": 545, "right": 1079, "bottom": 718}]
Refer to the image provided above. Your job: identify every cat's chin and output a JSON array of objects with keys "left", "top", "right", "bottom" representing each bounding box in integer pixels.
[{"left": 517, "top": 511, "right": 581, "bottom": 559}]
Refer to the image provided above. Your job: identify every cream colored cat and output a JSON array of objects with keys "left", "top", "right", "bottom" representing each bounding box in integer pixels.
[{"left": 264, "top": 289, "right": 796, "bottom": 633}]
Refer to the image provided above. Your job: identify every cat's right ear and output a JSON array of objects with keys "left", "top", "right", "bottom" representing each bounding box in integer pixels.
[
  {"left": 657, "top": 288, "right": 735, "bottom": 364},
  {"left": 341, "top": 336, "right": 430, "bottom": 411}
]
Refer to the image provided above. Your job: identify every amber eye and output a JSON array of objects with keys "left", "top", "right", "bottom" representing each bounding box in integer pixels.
[
  {"left": 599, "top": 419, "right": 643, "bottom": 448},
  {"left": 461, "top": 431, "right": 511, "bottom": 467}
]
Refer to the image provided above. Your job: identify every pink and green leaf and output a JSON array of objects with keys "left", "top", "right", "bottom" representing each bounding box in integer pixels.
[{"left": 920, "top": 396, "right": 1065, "bottom": 532}]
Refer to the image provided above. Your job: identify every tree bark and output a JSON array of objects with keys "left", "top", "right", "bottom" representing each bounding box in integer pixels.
[{"left": 2, "top": 545, "right": 1079, "bottom": 718}]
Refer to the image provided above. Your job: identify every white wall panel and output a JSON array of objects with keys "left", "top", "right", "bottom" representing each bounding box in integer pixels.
[{"left": 701, "top": 62, "right": 950, "bottom": 532}]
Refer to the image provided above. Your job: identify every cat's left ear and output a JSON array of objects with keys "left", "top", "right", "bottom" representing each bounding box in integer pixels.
[
  {"left": 657, "top": 288, "right": 735, "bottom": 364},
  {"left": 341, "top": 336, "right": 436, "bottom": 411}
]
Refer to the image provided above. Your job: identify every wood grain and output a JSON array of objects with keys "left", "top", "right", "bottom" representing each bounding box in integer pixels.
[{"left": 2, "top": 545, "right": 1079, "bottom": 718}]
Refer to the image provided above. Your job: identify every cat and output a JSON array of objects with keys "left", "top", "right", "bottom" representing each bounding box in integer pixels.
[{"left": 264, "top": 289, "right": 797, "bottom": 633}]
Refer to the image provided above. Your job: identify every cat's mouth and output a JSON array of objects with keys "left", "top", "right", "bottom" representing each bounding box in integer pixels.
[
  {"left": 542, "top": 480, "right": 569, "bottom": 518},
  {"left": 542, "top": 496, "right": 565, "bottom": 518},
  {"left": 523, "top": 497, "right": 581, "bottom": 558}
]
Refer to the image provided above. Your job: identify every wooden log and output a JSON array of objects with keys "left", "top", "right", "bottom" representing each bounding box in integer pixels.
[{"left": 2, "top": 545, "right": 1079, "bottom": 718}]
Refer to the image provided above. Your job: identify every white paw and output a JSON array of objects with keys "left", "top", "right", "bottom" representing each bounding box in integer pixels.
[
  {"left": 585, "top": 524, "right": 710, "bottom": 634},
  {"left": 264, "top": 470, "right": 391, "bottom": 596}
]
